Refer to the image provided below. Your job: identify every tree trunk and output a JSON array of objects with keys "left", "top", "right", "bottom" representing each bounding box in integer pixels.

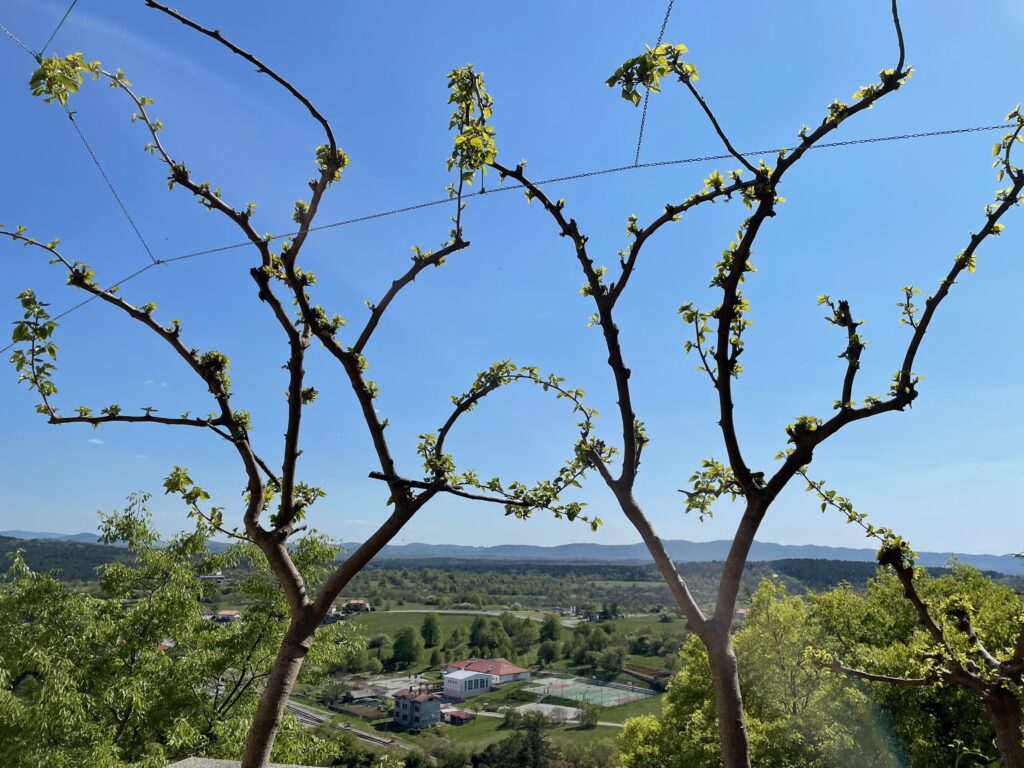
[
  {"left": 706, "top": 632, "right": 752, "bottom": 768},
  {"left": 240, "top": 619, "right": 315, "bottom": 768},
  {"left": 986, "top": 689, "right": 1024, "bottom": 768}
]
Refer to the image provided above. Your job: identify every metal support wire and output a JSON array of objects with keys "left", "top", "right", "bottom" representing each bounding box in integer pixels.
[
  {"left": 0, "top": 6, "right": 1016, "bottom": 354},
  {"left": 67, "top": 111, "right": 159, "bottom": 264},
  {"left": 635, "top": 0, "right": 677, "bottom": 166},
  {"left": 2, "top": 5, "right": 159, "bottom": 267}
]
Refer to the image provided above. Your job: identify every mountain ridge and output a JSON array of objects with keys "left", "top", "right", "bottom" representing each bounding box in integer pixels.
[
  {"left": 339, "top": 539, "right": 1023, "bottom": 576},
  {"left": 5, "top": 530, "right": 1020, "bottom": 576}
]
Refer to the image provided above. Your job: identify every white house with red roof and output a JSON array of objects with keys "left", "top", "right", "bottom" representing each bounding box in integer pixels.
[{"left": 443, "top": 657, "right": 530, "bottom": 699}]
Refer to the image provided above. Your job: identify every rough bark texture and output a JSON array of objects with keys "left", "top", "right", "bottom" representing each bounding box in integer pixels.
[
  {"left": 707, "top": 634, "right": 752, "bottom": 768},
  {"left": 987, "top": 691, "right": 1024, "bottom": 768},
  {"left": 240, "top": 621, "right": 314, "bottom": 768}
]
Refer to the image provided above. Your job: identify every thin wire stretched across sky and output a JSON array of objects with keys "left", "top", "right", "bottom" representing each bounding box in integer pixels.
[
  {"left": 0, "top": 9, "right": 1014, "bottom": 356},
  {"left": 635, "top": 0, "right": 677, "bottom": 166},
  {"left": 0, "top": 121, "right": 1012, "bottom": 356}
]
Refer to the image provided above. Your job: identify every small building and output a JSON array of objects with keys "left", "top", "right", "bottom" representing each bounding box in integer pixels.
[
  {"left": 446, "top": 657, "right": 531, "bottom": 686},
  {"left": 344, "top": 687, "right": 386, "bottom": 703},
  {"left": 200, "top": 608, "right": 215, "bottom": 621},
  {"left": 216, "top": 610, "right": 242, "bottom": 623},
  {"left": 392, "top": 688, "right": 442, "bottom": 729},
  {"left": 441, "top": 707, "right": 476, "bottom": 725},
  {"left": 341, "top": 599, "right": 371, "bottom": 613},
  {"left": 443, "top": 669, "right": 493, "bottom": 700}
]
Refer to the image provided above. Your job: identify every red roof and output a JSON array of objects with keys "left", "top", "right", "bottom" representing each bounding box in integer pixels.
[
  {"left": 448, "top": 657, "right": 529, "bottom": 676},
  {"left": 394, "top": 688, "right": 440, "bottom": 702}
]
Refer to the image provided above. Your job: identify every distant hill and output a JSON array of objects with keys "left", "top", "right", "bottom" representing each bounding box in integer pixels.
[
  {"left": 336, "top": 539, "right": 1024, "bottom": 577},
  {"left": 1, "top": 530, "right": 100, "bottom": 543},
  {"left": 5, "top": 530, "right": 1020, "bottom": 577},
  {"left": 0, "top": 534, "right": 133, "bottom": 581}
]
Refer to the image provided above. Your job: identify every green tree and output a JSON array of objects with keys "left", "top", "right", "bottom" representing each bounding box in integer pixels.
[
  {"left": 619, "top": 580, "right": 893, "bottom": 768},
  {"left": 539, "top": 614, "right": 563, "bottom": 643},
  {"left": 577, "top": 703, "right": 600, "bottom": 730},
  {"left": 597, "top": 648, "right": 624, "bottom": 675},
  {"left": 391, "top": 627, "right": 424, "bottom": 668},
  {"left": 537, "top": 640, "right": 560, "bottom": 666},
  {"left": 421, "top": 613, "right": 442, "bottom": 648},
  {"left": 511, "top": 619, "right": 540, "bottom": 657},
  {"left": 474, "top": 716, "right": 558, "bottom": 768},
  {"left": 7, "top": 7, "right": 599, "bottom": 767},
  {"left": 0, "top": 495, "right": 361, "bottom": 768},
  {"left": 811, "top": 552, "right": 1024, "bottom": 767},
  {"left": 469, "top": 617, "right": 512, "bottom": 658},
  {"left": 469, "top": 616, "right": 488, "bottom": 650},
  {"left": 447, "top": 4, "right": 1023, "bottom": 765}
]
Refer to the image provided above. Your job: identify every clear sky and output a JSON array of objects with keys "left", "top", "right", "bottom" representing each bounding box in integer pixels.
[{"left": 1, "top": 1, "right": 1021, "bottom": 555}]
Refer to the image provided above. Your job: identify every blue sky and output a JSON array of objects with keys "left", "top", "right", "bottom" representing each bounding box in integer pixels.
[{"left": 1, "top": 1, "right": 1021, "bottom": 554}]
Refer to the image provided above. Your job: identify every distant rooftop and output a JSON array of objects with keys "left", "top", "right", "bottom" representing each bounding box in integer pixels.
[
  {"left": 445, "top": 668, "right": 488, "bottom": 680},
  {"left": 448, "top": 657, "right": 530, "bottom": 676}
]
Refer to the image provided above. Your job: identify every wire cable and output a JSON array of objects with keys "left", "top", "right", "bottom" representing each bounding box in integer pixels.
[
  {"left": 0, "top": 263, "right": 158, "bottom": 354},
  {"left": 38, "top": 0, "right": 78, "bottom": 58},
  {"left": 0, "top": 21, "right": 37, "bottom": 58},
  {"left": 0, "top": 10, "right": 1015, "bottom": 354},
  {"left": 4, "top": 119, "right": 1010, "bottom": 351},
  {"left": 2, "top": 11, "right": 159, "bottom": 267},
  {"left": 160, "top": 121, "right": 1016, "bottom": 264},
  {"left": 635, "top": 0, "right": 677, "bottom": 166},
  {"left": 67, "top": 111, "right": 159, "bottom": 265}
]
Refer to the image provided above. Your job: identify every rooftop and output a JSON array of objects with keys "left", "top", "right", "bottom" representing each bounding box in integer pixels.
[
  {"left": 394, "top": 688, "right": 440, "bottom": 702},
  {"left": 447, "top": 657, "right": 530, "bottom": 676},
  {"left": 445, "top": 668, "right": 489, "bottom": 680}
]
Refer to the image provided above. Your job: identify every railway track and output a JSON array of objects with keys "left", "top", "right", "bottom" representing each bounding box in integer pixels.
[{"left": 286, "top": 701, "right": 404, "bottom": 749}]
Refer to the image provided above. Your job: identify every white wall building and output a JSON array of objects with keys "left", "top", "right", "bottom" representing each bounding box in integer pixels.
[
  {"left": 446, "top": 657, "right": 531, "bottom": 686},
  {"left": 443, "top": 669, "right": 493, "bottom": 700}
]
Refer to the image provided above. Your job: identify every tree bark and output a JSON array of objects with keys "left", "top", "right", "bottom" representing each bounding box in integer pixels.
[
  {"left": 706, "top": 632, "right": 752, "bottom": 768},
  {"left": 986, "top": 690, "right": 1024, "bottom": 768},
  {"left": 240, "top": 618, "right": 315, "bottom": 768}
]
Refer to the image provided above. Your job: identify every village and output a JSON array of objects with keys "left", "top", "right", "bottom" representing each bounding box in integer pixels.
[{"left": 271, "top": 596, "right": 664, "bottom": 750}]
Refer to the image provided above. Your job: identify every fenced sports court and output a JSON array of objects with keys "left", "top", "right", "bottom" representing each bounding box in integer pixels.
[{"left": 524, "top": 676, "right": 653, "bottom": 707}]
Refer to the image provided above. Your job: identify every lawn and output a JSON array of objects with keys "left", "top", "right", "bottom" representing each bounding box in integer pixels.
[
  {"left": 349, "top": 610, "right": 480, "bottom": 638},
  {"left": 599, "top": 694, "right": 664, "bottom": 722},
  {"left": 603, "top": 614, "right": 690, "bottom": 634},
  {"left": 410, "top": 714, "right": 621, "bottom": 751},
  {"left": 347, "top": 610, "right": 481, "bottom": 667},
  {"left": 625, "top": 653, "right": 670, "bottom": 671}
]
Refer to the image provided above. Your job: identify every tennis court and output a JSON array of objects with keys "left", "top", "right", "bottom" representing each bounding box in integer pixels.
[{"left": 524, "top": 676, "right": 651, "bottom": 706}]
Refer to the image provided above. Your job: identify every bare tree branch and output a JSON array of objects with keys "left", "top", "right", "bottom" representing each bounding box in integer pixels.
[
  {"left": 680, "top": 77, "right": 758, "bottom": 175},
  {"left": 145, "top": 0, "right": 336, "bottom": 153},
  {"left": 353, "top": 238, "right": 469, "bottom": 355}
]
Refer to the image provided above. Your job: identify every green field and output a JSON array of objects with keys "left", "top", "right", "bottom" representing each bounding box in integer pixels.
[
  {"left": 294, "top": 692, "right": 623, "bottom": 752},
  {"left": 350, "top": 610, "right": 481, "bottom": 637},
  {"left": 402, "top": 713, "right": 621, "bottom": 751},
  {"left": 603, "top": 614, "right": 690, "bottom": 634},
  {"left": 599, "top": 695, "right": 664, "bottom": 722}
]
